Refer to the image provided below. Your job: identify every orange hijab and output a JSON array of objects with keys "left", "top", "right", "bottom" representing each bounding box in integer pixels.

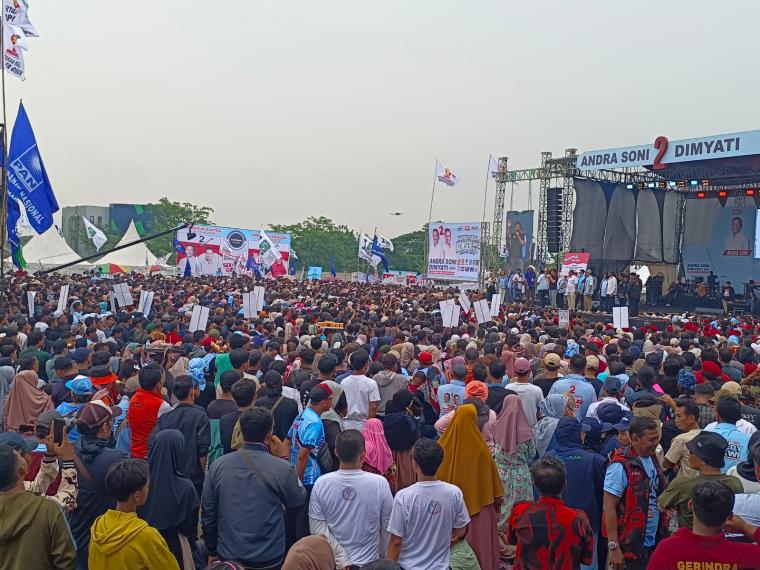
[{"left": 437, "top": 403, "right": 504, "bottom": 516}]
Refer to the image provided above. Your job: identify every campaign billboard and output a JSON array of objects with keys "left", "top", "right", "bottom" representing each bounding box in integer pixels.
[
  {"left": 175, "top": 224, "right": 291, "bottom": 278},
  {"left": 427, "top": 222, "right": 481, "bottom": 281},
  {"left": 560, "top": 252, "right": 591, "bottom": 277},
  {"left": 682, "top": 206, "right": 758, "bottom": 285}
]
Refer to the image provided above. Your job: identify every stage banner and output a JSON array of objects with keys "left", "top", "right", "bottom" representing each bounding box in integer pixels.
[
  {"left": 682, "top": 204, "right": 758, "bottom": 285},
  {"left": 505, "top": 210, "right": 533, "bottom": 266},
  {"left": 176, "top": 224, "right": 291, "bottom": 278},
  {"left": 560, "top": 252, "right": 590, "bottom": 276},
  {"left": 427, "top": 222, "right": 481, "bottom": 281}
]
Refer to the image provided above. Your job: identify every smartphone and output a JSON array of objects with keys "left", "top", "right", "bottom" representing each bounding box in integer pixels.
[{"left": 52, "top": 418, "right": 65, "bottom": 446}]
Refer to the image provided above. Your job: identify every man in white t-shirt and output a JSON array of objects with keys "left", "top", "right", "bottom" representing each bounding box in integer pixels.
[
  {"left": 340, "top": 350, "right": 380, "bottom": 431},
  {"left": 507, "top": 358, "right": 544, "bottom": 426},
  {"left": 309, "top": 430, "right": 394, "bottom": 567},
  {"left": 388, "top": 439, "right": 470, "bottom": 570}
]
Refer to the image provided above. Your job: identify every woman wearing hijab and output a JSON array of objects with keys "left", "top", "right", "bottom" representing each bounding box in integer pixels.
[
  {"left": 437, "top": 404, "right": 504, "bottom": 570},
  {"left": 383, "top": 390, "right": 421, "bottom": 492},
  {"left": 491, "top": 395, "right": 534, "bottom": 532},
  {"left": 282, "top": 535, "right": 335, "bottom": 570},
  {"left": 3, "top": 369, "right": 53, "bottom": 432},
  {"left": 435, "top": 381, "right": 496, "bottom": 451},
  {"left": 140, "top": 429, "right": 200, "bottom": 570},
  {"left": 533, "top": 393, "right": 573, "bottom": 457},
  {"left": 362, "top": 418, "right": 397, "bottom": 493}
]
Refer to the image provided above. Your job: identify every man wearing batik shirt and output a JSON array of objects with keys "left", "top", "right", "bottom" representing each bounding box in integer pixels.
[{"left": 509, "top": 456, "right": 594, "bottom": 570}]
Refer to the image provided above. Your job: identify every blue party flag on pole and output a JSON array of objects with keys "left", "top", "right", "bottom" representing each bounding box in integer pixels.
[
  {"left": 6, "top": 102, "right": 58, "bottom": 234},
  {"left": 172, "top": 238, "right": 185, "bottom": 254},
  {"left": 330, "top": 256, "right": 337, "bottom": 277},
  {"left": 371, "top": 236, "right": 389, "bottom": 273}
]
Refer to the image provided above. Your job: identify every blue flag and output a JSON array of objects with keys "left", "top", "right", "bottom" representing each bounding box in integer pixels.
[
  {"left": 173, "top": 239, "right": 185, "bottom": 254},
  {"left": 371, "top": 236, "right": 389, "bottom": 273},
  {"left": 330, "top": 256, "right": 337, "bottom": 277},
  {"left": 289, "top": 261, "right": 297, "bottom": 276},
  {"left": 246, "top": 254, "right": 262, "bottom": 278},
  {"left": 6, "top": 102, "right": 58, "bottom": 234}
]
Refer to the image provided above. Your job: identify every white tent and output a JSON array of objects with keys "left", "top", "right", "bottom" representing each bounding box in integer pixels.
[
  {"left": 18, "top": 214, "right": 89, "bottom": 269},
  {"left": 98, "top": 220, "right": 157, "bottom": 269}
]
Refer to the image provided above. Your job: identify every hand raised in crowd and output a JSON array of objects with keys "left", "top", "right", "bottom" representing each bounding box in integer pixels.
[{"left": 42, "top": 429, "right": 75, "bottom": 461}]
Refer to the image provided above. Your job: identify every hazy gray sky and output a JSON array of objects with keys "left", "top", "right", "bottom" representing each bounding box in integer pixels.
[{"left": 10, "top": 0, "right": 760, "bottom": 237}]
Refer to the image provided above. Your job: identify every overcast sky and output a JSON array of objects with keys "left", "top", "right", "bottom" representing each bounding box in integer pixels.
[{"left": 11, "top": 0, "right": 760, "bottom": 237}]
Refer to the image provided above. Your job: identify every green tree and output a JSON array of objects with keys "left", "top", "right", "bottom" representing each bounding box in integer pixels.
[
  {"left": 270, "top": 216, "right": 358, "bottom": 273},
  {"left": 386, "top": 228, "right": 426, "bottom": 273},
  {"left": 145, "top": 198, "right": 214, "bottom": 257}
]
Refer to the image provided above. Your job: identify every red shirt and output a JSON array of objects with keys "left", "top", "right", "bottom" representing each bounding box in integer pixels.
[
  {"left": 127, "top": 388, "right": 166, "bottom": 459},
  {"left": 508, "top": 496, "right": 594, "bottom": 570},
  {"left": 648, "top": 527, "right": 760, "bottom": 569}
]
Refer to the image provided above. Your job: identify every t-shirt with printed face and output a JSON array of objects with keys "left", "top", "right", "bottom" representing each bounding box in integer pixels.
[
  {"left": 309, "top": 469, "right": 394, "bottom": 566},
  {"left": 387, "top": 480, "right": 470, "bottom": 570}
]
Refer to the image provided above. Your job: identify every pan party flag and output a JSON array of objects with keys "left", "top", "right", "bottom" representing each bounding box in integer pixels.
[{"left": 435, "top": 159, "right": 459, "bottom": 187}]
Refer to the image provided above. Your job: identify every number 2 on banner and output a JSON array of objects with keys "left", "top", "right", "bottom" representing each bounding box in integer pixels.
[{"left": 652, "top": 136, "right": 668, "bottom": 170}]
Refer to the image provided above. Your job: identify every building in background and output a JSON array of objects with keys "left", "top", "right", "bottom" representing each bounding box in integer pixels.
[{"left": 61, "top": 203, "right": 154, "bottom": 256}]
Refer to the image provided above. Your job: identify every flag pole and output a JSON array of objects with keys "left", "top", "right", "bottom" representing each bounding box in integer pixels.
[
  {"left": 425, "top": 161, "right": 437, "bottom": 265},
  {"left": 0, "top": 21, "right": 8, "bottom": 282}
]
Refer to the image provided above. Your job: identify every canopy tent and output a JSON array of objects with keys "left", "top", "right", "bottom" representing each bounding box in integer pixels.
[
  {"left": 18, "top": 217, "right": 89, "bottom": 269},
  {"left": 97, "top": 220, "right": 157, "bottom": 270}
]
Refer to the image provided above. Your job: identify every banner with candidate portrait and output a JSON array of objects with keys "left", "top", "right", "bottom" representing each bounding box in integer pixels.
[
  {"left": 176, "top": 224, "right": 291, "bottom": 278},
  {"left": 427, "top": 222, "right": 481, "bottom": 281}
]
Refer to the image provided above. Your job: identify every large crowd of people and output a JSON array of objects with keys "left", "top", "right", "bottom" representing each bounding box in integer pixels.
[{"left": 1, "top": 271, "right": 760, "bottom": 569}]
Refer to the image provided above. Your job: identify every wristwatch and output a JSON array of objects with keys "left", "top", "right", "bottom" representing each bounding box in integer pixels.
[{"left": 607, "top": 541, "right": 619, "bottom": 551}]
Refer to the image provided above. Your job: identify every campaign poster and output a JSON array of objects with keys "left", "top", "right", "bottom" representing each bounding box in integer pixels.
[
  {"left": 682, "top": 206, "right": 758, "bottom": 285},
  {"left": 505, "top": 210, "right": 534, "bottom": 264},
  {"left": 176, "top": 224, "right": 291, "bottom": 278},
  {"left": 427, "top": 222, "right": 481, "bottom": 281},
  {"left": 560, "top": 252, "right": 590, "bottom": 277}
]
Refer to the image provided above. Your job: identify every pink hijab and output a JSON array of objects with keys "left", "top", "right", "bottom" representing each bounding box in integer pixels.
[
  {"left": 491, "top": 394, "right": 533, "bottom": 455},
  {"left": 362, "top": 418, "right": 393, "bottom": 475}
]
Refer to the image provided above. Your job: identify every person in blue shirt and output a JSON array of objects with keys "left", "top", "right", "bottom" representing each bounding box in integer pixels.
[
  {"left": 55, "top": 375, "right": 95, "bottom": 443},
  {"left": 549, "top": 354, "right": 598, "bottom": 420},
  {"left": 705, "top": 396, "right": 751, "bottom": 474},
  {"left": 437, "top": 364, "right": 467, "bottom": 417}
]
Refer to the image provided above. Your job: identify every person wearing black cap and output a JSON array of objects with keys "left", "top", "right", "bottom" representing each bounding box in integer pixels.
[
  {"left": 70, "top": 401, "right": 128, "bottom": 570},
  {"left": 658, "top": 431, "right": 743, "bottom": 530},
  {"left": 0, "top": 443, "right": 77, "bottom": 570}
]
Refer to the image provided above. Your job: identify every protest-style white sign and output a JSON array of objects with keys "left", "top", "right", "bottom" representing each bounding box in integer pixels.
[
  {"left": 108, "top": 292, "right": 118, "bottom": 314},
  {"left": 458, "top": 290, "right": 471, "bottom": 313},
  {"left": 558, "top": 309, "right": 570, "bottom": 329},
  {"left": 56, "top": 284, "right": 69, "bottom": 314},
  {"left": 189, "top": 305, "right": 210, "bottom": 333},
  {"left": 137, "top": 291, "right": 155, "bottom": 315},
  {"left": 473, "top": 299, "right": 491, "bottom": 324},
  {"left": 612, "top": 306, "right": 630, "bottom": 329},
  {"left": 489, "top": 294, "right": 502, "bottom": 317},
  {"left": 113, "top": 283, "right": 133, "bottom": 307},
  {"left": 26, "top": 290, "right": 35, "bottom": 318},
  {"left": 444, "top": 304, "right": 461, "bottom": 328}
]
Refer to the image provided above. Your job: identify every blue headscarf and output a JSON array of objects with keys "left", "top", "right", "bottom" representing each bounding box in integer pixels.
[
  {"left": 189, "top": 354, "right": 215, "bottom": 391},
  {"left": 677, "top": 368, "right": 696, "bottom": 393},
  {"left": 564, "top": 340, "right": 580, "bottom": 358}
]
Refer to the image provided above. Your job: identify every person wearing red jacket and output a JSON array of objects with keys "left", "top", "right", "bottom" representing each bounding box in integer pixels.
[{"left": 126, "top": 363, "right": 171, "bottom": 459}]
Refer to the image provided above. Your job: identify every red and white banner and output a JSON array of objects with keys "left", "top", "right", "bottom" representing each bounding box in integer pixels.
[{"left": 560, "top": 252, "right": 590, "bottom": 277}]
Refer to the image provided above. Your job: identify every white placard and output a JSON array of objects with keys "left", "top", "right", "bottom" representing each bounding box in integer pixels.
[
  {"left": 458, "top": 290, "right": 471, "bottom": 313},
  {"left": 558, "top": 309, "right": 570, "bottom": 328},
  {"left": 473, "top": 299, "right": 491, "bottom": 324},
  {"left": 138, "top": 291, "right": 154, "bottom": 315},
  {"left": 26, "top": 291, "right": 35, "bottom": 318},
  {"left": 113, "top": 283, "right": 134, "bottom": 307},
  {"left": 438, "top": 299, "right": 456, "bottom": 324},
  {"left": 444, "top": 305, "right": 461, "bottom": 328},
  {"left": 243, "top": 291, "right": 258, "bottom": 318},
  {"left": 252, "top": 286, "right": 266, "bottom": 313},
  {"left": 189, "top": 305, "right": 210, "bottom": 333},
  {"left": 612, "top": 306, "right": 630, "bottom": 329},
  {"left": 108, "top": 292, "right": 118, "bottom": 314},
  {"left": 489, "top": 294, "right": 502, "bottom": 316},
  {"left": 56, "top": 285, "right": 70, "bottom": 314}
]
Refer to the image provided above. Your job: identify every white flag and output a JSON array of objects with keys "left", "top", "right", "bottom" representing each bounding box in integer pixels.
[
  {"left": 435, "top": 159, "right": 459, "bottom": 187},
  {"left": 375, "top": 234, "right": 394, "bottom": 252},
  {"left": 489, "top": 155, "right": 499, "bottom": 179},
  {"left": 3, "top": 0, "right": 38, "bottom": 37},
  {"left": 358, "top": 234, "right": 380, "bottom": 267},
  {"left": 289, "top": 247, "right": 299, "bottom": 261},
  {"left": 3, "top": 23, "right": 26, "bottom": 80},
  {"left": 156, "top": 253, "right": 171, "bottom": 265},
  {"left": 82, "top": 216, "right": 107, "bottom": 251},
  {"left": 258, "top": 231, "right": 281, "bottom": 268}
]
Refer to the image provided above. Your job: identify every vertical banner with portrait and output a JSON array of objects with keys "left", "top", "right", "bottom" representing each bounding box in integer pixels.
[
  {"left": 504, "top": 210, "right": 534, "bottom": 269},
  {"left": 426, "top": 222, "right": 481, "bottom": 281}
]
